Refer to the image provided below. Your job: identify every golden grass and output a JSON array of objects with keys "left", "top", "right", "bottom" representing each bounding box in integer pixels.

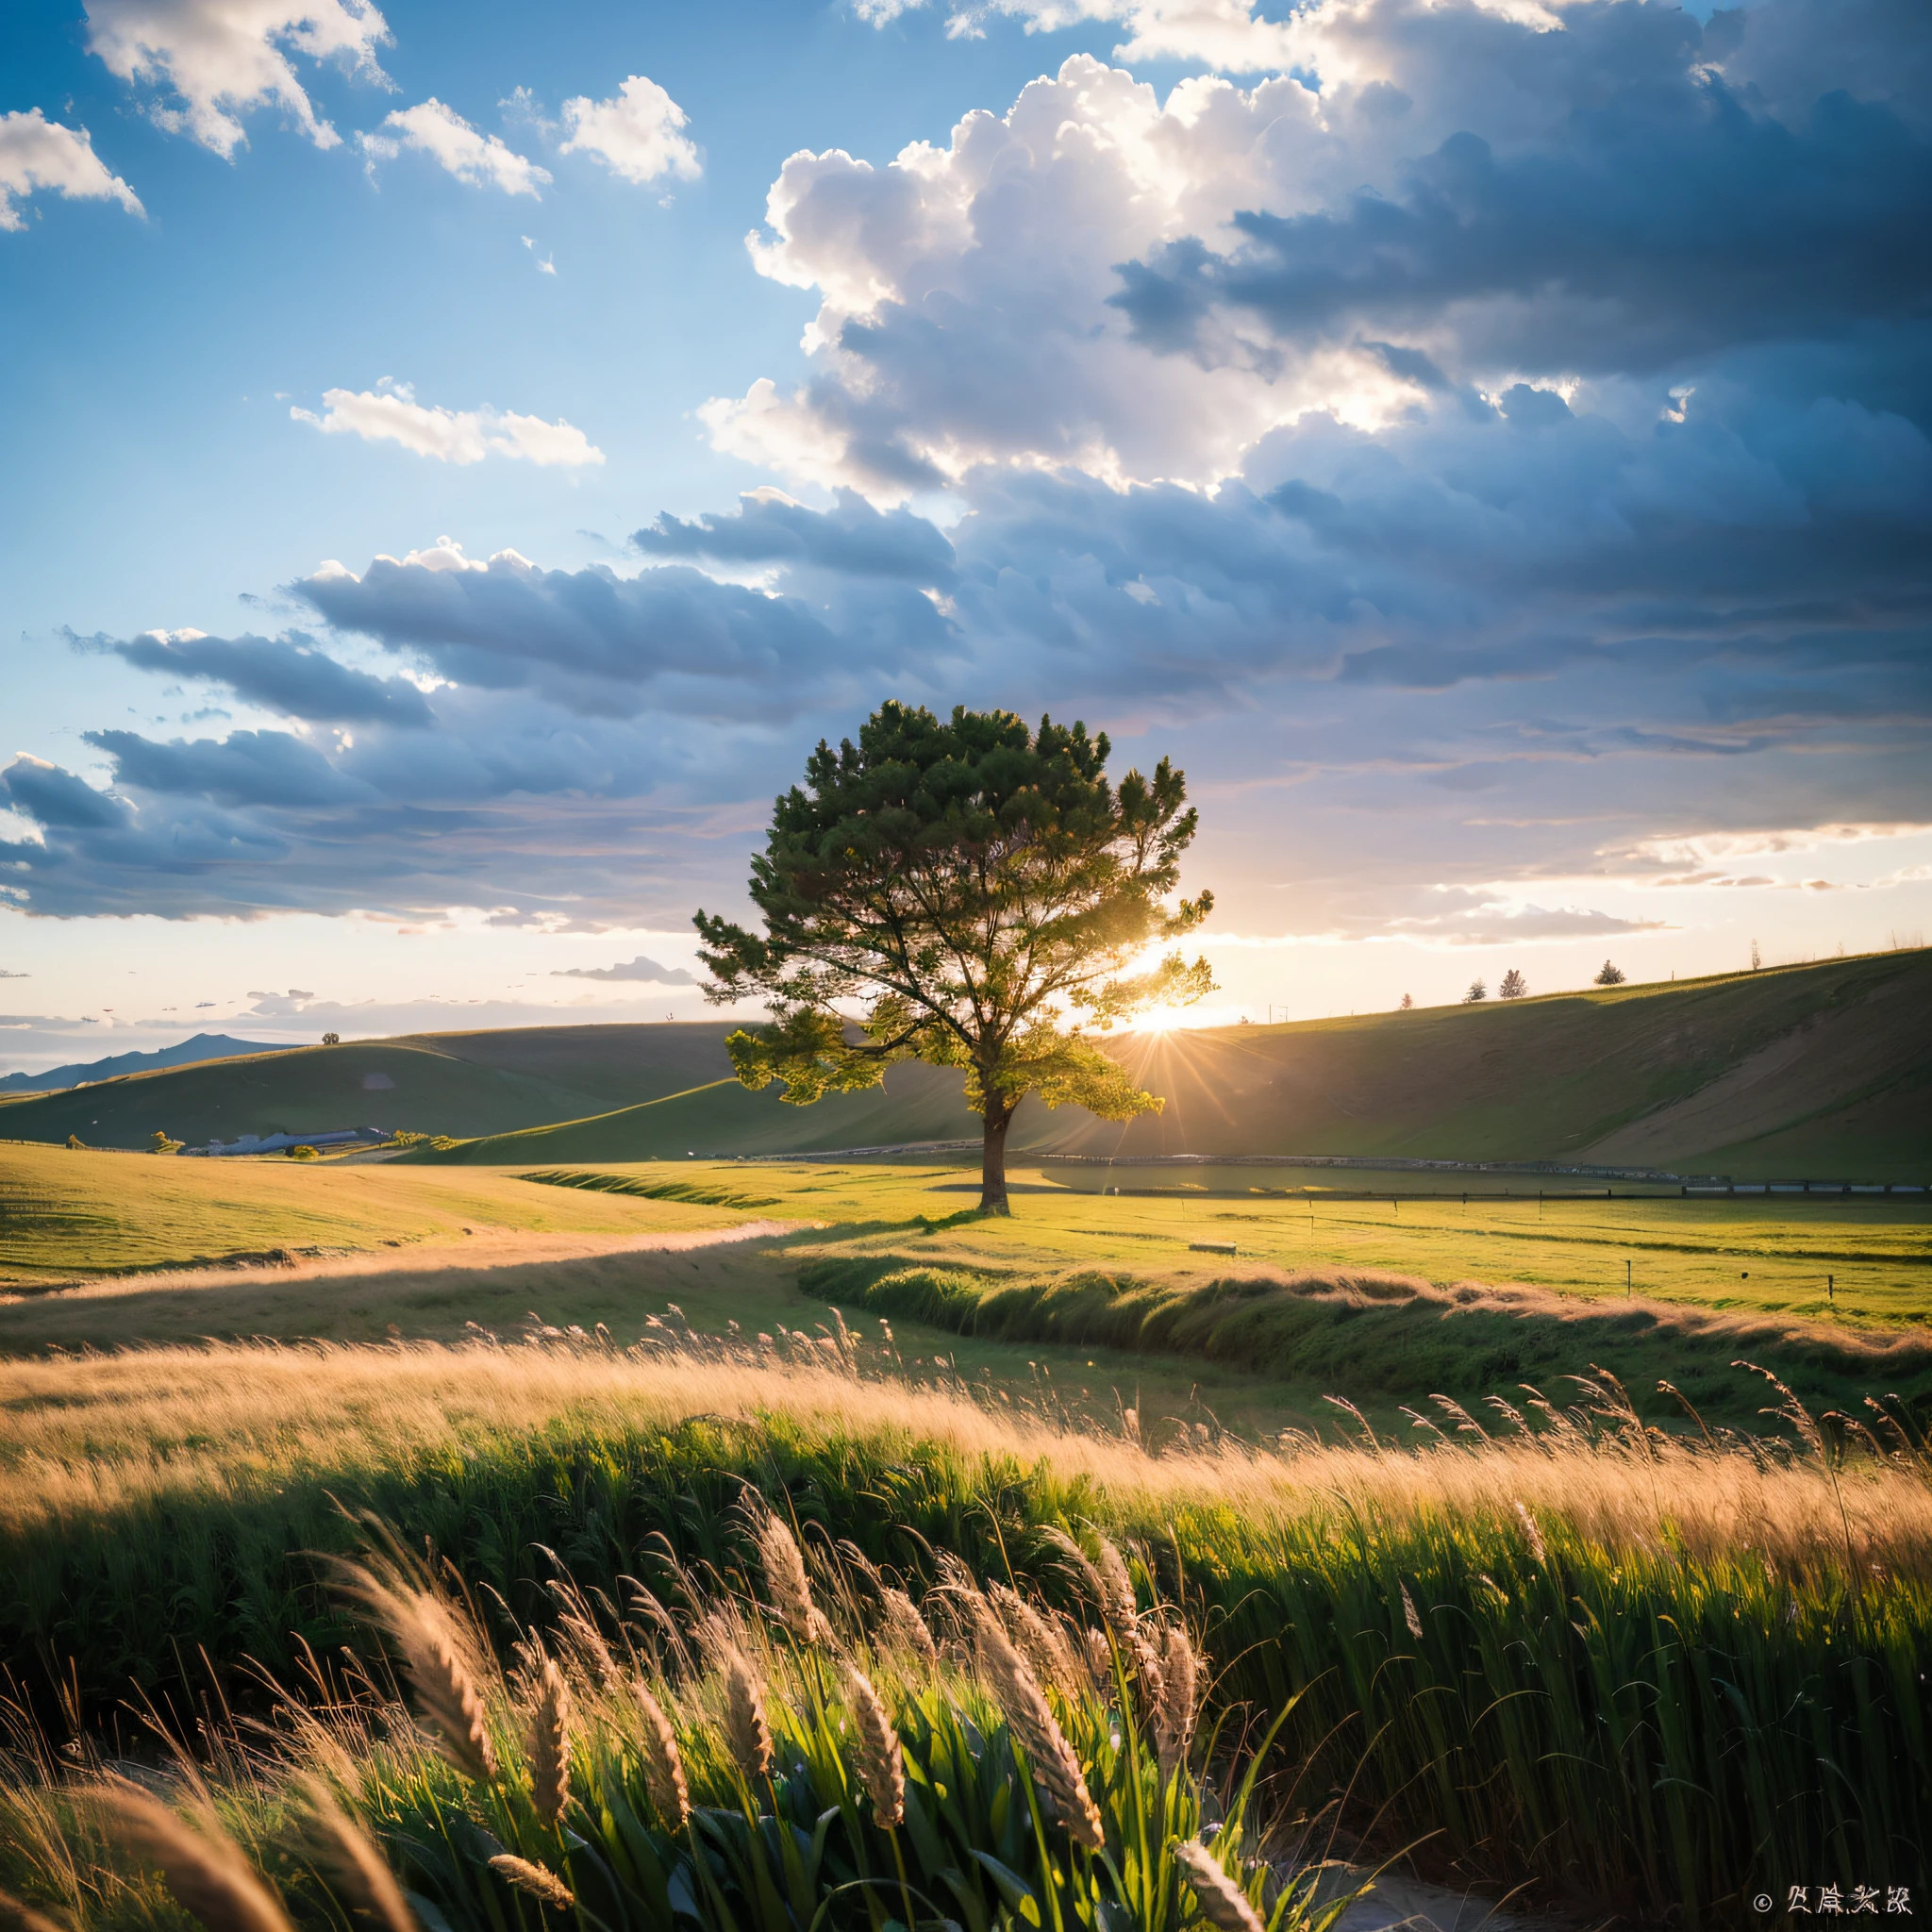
[{"left": 2, "top": 1336, "right": 1924, "bottom": 1584}]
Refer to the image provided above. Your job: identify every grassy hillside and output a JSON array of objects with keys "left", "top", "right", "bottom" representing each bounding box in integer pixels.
[
  {"left": 0, "top": 1022, "right": 746, "bottom": 1152},
  {"left": 425, "top": 948, "right": 1932, "bottom": 1176},
  {"left": 5, "top": 949, "right": 1926, "bottom": 1174},
  {"left": 1036, "top": 946, "right": 1932, "bottom": 1178}
]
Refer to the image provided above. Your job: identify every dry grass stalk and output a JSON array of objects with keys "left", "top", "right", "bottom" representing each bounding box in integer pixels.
[
  {"left": 974, "top": 1607, "right": 1104, "bottom": 1851},
  {"left": 633, "top": 1679, "right": 691, "bottom": 1829},
  {"left": 0, "top": 1888, "right": 72, "bottom": 1932},
  {"left": 1513, "top": 1499, "right": 1548, "bottom": 1566},
  {"left": 1173, "top": 1839, "right": 1264, "bottom": 1932},
  {"left": 877, "top": 1587, "right": 940, "bottom": 1667},
  {"left": 841, "top": 1661, "right": 906, "bottom": 1828},
  {"left": 10, "top": 1342, "right": 1931, "bottom": 1591},
  {"left": 85, "top": 1783, "right": 294, "bottom": 1932},
  {"left": 1400, "top": 1581, "right": 1424, "bottom": 1641},
  {"left": 486, "top": 1857, "right": 574, "bottom": 1909},
  {"left": 723, "top": 1649, "right": 774, "bottom": 1781},
  {"left": 757, "top": 1510, "right": 833, "bottom": 1645},
  {"left": 524, "top": 1657, "right": 572, "bottom": 1827},
  {"left": 295, "top": 1778, "right": 415, "bottom": 1932},
  {"left": 1091, "top": 1537, "right": 1165, "bottom": 1709},
  {"left": 1154, "top": 1622, "right": 1200, "bottom": 1778}
]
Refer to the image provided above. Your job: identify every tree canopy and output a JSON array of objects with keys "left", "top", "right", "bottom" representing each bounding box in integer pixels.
[{"left": 693, "top": 702, "right": 1213, "bottom": 1212}]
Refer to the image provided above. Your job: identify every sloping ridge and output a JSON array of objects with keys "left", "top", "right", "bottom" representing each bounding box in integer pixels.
[
  {"left": 7, "top": 952, "right": 1926, "bottom": 1176},
  {"left": 1024, "top": 948, "right": 1932, "bottom": 1178}
]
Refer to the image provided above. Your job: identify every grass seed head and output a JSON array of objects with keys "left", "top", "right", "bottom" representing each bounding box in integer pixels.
[
  {"left": 841, "top": 1660, "right": 906, "bottom": 1828},
  {"left": 878, "top": 1587, "right": 940, "bottom": 1668},
  {"left": 757, "top": 1510, "right": 831, "bottom": 1645},
  {"left": 1174, "top": 1839, "right": 1264, "bottom": 1932},
  {"left": 633, "top": 1679, "right": 691, "bottom": 1829},
  {"left": 0, "top": 1889, "right": 74, "bottom": 1932},
  {"left": 1155, "top": 1623, "right": 1201, "bottom": 1776},
  {"left": 974, "top": 1606, "right": 1104, "bottom": 1852},
  {"left": 86, "top": 1785, "right": 295, "bottom": 1932},
  {"left": 487, "top": 1857, "right": 574, "bottom": 1909},
  {"left": 524, "top": 1657, "right": 573, "bottom": 1826},
  {"left": 295, "top": 1777, "right": 415, "bottom": 1932},
  {"left": 723, "top": 1649, "right": 774, "bottom": 1781},
  {"left": 1514, "top": 1499, "right": 1548, "bottom": 1566}
]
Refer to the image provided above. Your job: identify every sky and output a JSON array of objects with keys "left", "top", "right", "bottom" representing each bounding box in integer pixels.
[{"left": 2, "top": 0, "right": 1929, "bottom": 1073}]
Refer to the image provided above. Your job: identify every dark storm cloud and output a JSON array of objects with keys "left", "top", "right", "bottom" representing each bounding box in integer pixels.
[
  {"left": 633, "top": 488, "right": 958, "bottom": 583},
  {"left": 1112, "top": 82, "right": 1932, "bottom": 387},
  {"left": 103, "top": 631, "right": 434, "bottom": 725}
]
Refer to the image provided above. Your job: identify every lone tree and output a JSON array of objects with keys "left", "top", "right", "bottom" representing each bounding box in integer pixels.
[
  {"left": 694, "top": 702, "right": 1214, "bottom": 1214},
  {"left": 1498, "top": 968, "right": 1528, "bottom": 1000},
  {"left": 1594, "top": 959, "right": 1627, "bottom": 986},
  {"left": 1462, "top": 977, "right": 1489, "bottom": 1003}
]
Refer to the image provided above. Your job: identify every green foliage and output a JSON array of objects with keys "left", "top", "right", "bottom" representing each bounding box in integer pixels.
[
  {"left": 5, "top": 1531, "right": 1343, "bottom": 1932},
  {"left": 693, "top": 704, "right": 1215, "bottom": 1207},
  {"left": 1461, "top": 979, "right": 1487, "bottom": 1004},
  {"left": 321, "top": 1030, "right": 341, "bottom": 1045},
  {"left": 3, "top": 1353, "right": 1927, "bottom": 1918},
  {"left": 1497, "top": 970, "right": 1527, "bottom": 1000},
  {"left": 1595, "top": 960, "right": 1627, "bottom": 986},
  {"left": 287, "top": 1143, "right": 320, "bottom": 1159}
]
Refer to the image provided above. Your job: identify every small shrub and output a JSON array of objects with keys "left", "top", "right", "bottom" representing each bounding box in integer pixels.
[
  {"left": 64, "top": 1133, "right": 85, "bottom": 1150},
  {"left": 1461, "top": 977, "right": 1488, "bottom": 1003},
  {"left": 1594, "top": 958, "right": 1627, "bottom": 985},
  {"left": 321, "top": 1030, "right": 341, "bottom": 1045},
  {"left": 1498, "top": 968, "right": 1527, "bottom": 999},
  {"left": 148, "top": 1129, "right": 183, "bottom": 1155},
  {"left": 287, "top": 1143, "right": 320, "bottom": 1159}
]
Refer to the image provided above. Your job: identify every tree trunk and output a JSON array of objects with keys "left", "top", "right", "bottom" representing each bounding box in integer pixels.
[{"left": 979, "top": 1093, "right": 1014, "bottom": 1216}]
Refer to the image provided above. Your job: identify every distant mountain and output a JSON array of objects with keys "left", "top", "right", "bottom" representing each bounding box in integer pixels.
[{"left": 0, "top": 1034, "right": 281, "bottom": 1094}]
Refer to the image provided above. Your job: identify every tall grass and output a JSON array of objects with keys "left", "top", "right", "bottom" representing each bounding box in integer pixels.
[
  {"left": 2, "top": 1318, "right": 1927, "bottom": 1919},
  {"left": 2, "top": 1514, "right": 1347, "bottom": 1932},
  {"left": 798, "top": 1251, "right": 1932, "bottom": 1430}
]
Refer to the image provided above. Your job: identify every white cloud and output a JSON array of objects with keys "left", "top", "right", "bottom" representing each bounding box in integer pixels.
[
  {"left": 521, "top": 234, "right": 557, "bottom": 275},
  {"left": 291, "top": 383, "right": 603, "bottom": 466},
  {"left": 0, "top": 108, "right": 144, "bottom": 230},
  {"left": 558, "top": 75, "right": 701, "bottom": 186},
  {"left": 704, "top": 56, "right": 1359, "bottom": 496},
  {"left": 360, "top": 99, "right": 549, "bottom": 197},
  {"left": 1624, "top": 824, "right": 1932, "bottom": 869},
  {"left": 84, "top": 0, "right": 391, "bottom": 157}
]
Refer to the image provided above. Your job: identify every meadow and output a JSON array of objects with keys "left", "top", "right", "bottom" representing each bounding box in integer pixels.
[{"left": 3, "top": 1133, "right": 1930, "bottom": 1924}]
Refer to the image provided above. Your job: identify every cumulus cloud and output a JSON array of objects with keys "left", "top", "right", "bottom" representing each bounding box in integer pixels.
[
  {"left": 558, "top": 75, "right": 701, "bottom": 185},
  {"left": 84, "top": 0, "right": 391, "bottom": 156},
  {"left": 9, "top": 0, "right": 1930, "bottom": 948},
  {"left": 0, "top": 108, "right": 144, "bottom": 230},
  {"left": 291, "top": 380, "right": 602, "bottom": 466},
  {"left": 359, "top": 98, "right": 549, "bottom": 195},
  {"left": 551, "top": 954, "right": 696, "bottom": 983}
]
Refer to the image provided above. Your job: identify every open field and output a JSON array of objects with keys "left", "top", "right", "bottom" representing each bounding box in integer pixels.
[
  {"left": 4, "top": 1044, "right": 1929, "bottom": 1923},
  {"left": 1, "top": 1329, "right": 1927, "bottom": 1921},
  {"left": 7, "top": 948, "right": 1929, "bottom": 1178},
  {"left": 4, "top": 1146, "right": 1927, "bottom": 1430}
]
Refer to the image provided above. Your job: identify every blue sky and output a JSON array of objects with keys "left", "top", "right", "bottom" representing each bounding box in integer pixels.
[{"left": 3, "top": 0, "right": 1929, "bottom": 1070}]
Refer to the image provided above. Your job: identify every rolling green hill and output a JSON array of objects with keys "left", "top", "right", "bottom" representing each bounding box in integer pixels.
[
  {"left": 425, "top": 948, "right": 1932, "bottom": 1178},
  {"left": 0, "top": 1024, "right": 744, "bottom": 1153},
  {"left": 5, "top": 949, "right": 1926, "bottom": 1177}
]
